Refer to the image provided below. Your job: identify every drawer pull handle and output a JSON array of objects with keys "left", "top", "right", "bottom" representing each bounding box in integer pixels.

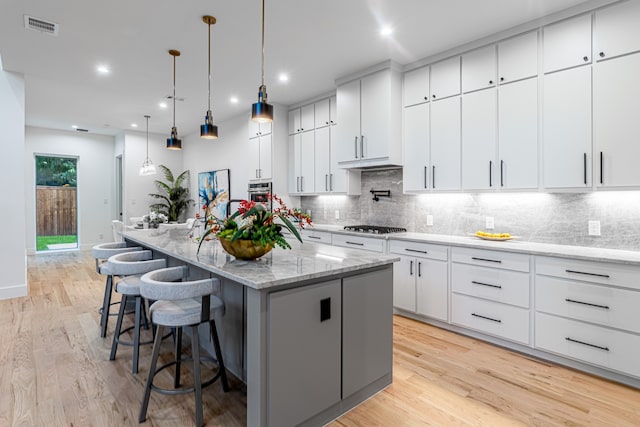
[
  {"left": 405, "top": 248, "right": 428, "bottom": 254},
  {"left": 565, "top": 298, "right": 610, "bottom": 310},
  {"left": 345, "top": 241, "right": 364, "bottom": 246},
  {"left": 307, "top": 236, "right": 321, "bottom": 240},
  {"left": 471, "top": 313, "right": 501, "bottom": 323},
  {"left": 471, "top": 280, "right": 502, "bottom": 289},
  {"left": 471, "top": 257, "right": 502, "bottom": 264},
  {"left": 565, "top": 337, "right": 609, "bottom": 352},
  {"left": 565, "top": 269, "right": 610, "bottom": 279}
]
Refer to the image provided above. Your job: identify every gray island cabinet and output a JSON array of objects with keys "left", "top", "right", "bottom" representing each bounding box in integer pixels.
[{"left": 123, "top": 229, "right": 397, "bottom": 427}]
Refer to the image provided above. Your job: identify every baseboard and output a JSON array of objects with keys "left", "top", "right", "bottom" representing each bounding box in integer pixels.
[{"left": 0, "top": 284, "right": 28, "bottom": 300}]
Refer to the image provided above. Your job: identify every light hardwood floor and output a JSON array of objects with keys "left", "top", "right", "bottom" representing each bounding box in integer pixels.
[{"left": 1, "top": 251, "right": 638, "bottom": 426}]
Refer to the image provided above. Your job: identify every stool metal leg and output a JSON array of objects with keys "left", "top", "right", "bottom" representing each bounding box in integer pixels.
[
  {"left": 139, "top": 324, "right": 164, "bottom": 423},
  {"left": 100, "top": 275, "right": 114, "bottom": 338},
  {"left": 209, "top": 320, "right": 230, "bottom": 392},
  {"left": 109, "top": 294, "right": 128, "bottom": 361},
  {"left": 132, "top": 295, "right": 142, "bottom": 374},
  {"left": 191, "top": 325, "right": 204, "bottom": 427},
  {"left": 174, "top": 328, "right": 182, "bottom": 389}
]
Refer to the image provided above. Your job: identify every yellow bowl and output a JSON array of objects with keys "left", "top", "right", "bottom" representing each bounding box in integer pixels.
[{"left": 218, "top": 238, "right": 272, "bottom": 260}]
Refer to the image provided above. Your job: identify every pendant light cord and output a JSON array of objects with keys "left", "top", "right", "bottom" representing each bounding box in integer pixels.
[
  {"left": 261, "top": 0, "right": 265, "bottom": 87},
  {"left": 173, "top": 54, "right": 176, "bottom": 127},
  {"left": 145, "top": 115, "right": 150, "bottom": 158},
  {"left": 208, "top": 21, "right": 212, "bottom": 111}
]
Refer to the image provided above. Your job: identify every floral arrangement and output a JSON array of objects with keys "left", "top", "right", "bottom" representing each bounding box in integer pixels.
[
  {"left": 144, "top": 211, "right": 168, "bottom": 227},
  {"left": 197, "top": 193, "right": 312, "bottom": 255}
]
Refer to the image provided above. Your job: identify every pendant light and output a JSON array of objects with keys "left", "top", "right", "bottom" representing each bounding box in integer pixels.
[
  {"left": 251, "top": 0, "right": 273, "bottom": 123},
  {"left": 166, "top": 49, "right": 182, "bottom": 150},
  {"left": 139, "top": 115, "right": 157, "bottom": 176},
  {"left": 200, "top": 15, "right": 219, "bottom": 139}
]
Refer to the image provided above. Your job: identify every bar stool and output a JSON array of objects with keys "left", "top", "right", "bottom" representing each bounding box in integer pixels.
[
  {"left": 92, "top": 242, "right": 142, "bottom": 338},
  {"left": 138, "top": 266, "right": 229, "bottom": 427},
  {"left": 107, "top": 250, "right": 166, "bottom": 374}
]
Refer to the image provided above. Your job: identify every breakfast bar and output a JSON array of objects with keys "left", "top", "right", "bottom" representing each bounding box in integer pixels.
[{"left": 123, "top": 228, "right": 398, "bottom": 427}]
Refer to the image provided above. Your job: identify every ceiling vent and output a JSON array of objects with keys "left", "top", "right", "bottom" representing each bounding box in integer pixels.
[
  {"left": 75, "top": 128, "right": 89, "bottom": 133},
  {"left": 24, "top": 15, "right": 59, "bottom": 36}
]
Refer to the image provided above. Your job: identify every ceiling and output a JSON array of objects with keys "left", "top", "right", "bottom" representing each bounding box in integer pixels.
[{"left": 0, "top": 0, "right": 596, "bottom": 136}]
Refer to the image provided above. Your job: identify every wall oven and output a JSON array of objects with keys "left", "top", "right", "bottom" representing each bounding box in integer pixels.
[{"left": 248, "top": 182, "right": 272, "bottom": 210}]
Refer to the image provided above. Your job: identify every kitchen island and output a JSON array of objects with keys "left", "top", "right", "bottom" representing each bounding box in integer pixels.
[{"left": 123, "top": 228, "right": 398, "bottom": 427}]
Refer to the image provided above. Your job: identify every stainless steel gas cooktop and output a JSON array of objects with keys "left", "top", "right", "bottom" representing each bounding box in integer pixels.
[{"left": 343, "top": 225, "right": 407, "bottom": 234}]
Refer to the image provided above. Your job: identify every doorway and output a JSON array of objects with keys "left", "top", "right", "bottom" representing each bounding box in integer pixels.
[{"left": 35, "top": 155, "right": 78, "bottom": 252}]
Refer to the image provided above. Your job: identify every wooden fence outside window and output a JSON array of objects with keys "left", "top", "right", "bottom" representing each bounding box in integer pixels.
[{"left": 36, "top": 186, "right": 77, "bottom": 236}]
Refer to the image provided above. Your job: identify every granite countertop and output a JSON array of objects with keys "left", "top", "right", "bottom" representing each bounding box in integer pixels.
[
  {"left": 122, "top": 229, "right": 398, "bottom": 290},
  {"left": 306, "top": 224, "right": 640, "bottom": 265}
]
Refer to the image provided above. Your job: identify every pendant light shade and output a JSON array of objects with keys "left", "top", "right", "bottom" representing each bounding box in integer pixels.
[
  {"left": 251, "top": 0, "right": 273, "bottom": 123},
  {"left": 201, "top": 15, "right": 219, "bottom": 139},
  {"left": 139, "top": 115, "right": 157, "bottom": 176},
  {"left": 167, "top": 49, "right": 182, "bottom": 150}
]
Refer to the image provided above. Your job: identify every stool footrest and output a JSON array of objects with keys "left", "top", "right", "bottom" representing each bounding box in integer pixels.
[{"left": 149, "top": 357, "right": 224, "bottom": 396}]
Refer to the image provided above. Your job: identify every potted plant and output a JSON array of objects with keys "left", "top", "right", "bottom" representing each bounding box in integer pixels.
[{"left": 149, "top": 165, "right": 194, "bottom": 222}]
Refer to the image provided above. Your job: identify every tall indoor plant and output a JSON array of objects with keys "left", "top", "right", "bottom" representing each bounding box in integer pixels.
[{"left": 149, "top": 165, "right": 193, "bottom": 222}]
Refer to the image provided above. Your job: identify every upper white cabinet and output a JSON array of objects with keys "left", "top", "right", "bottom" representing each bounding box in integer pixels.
[
  {"left": 404, "top": 66, "right": 430, "bottom": 107},
  {"left": 314, "top": 125, "right": 361, "bottom": 194},
  {"left": 288, "top": 104, "right": 314, "bottom": 135},
  {"left": 403, "top": 103, "right": 430, "bottom": 192},
  {"left": 594, "top": 0, "right": 640, "bottom": 62},
  {"left": 430, "top": 96, "right": 461, "bottom": 191},
  {"left": 430, "top": 56, "right": 461, "bottom": 100},
  {"left": 288, "top": 132, "right": 314, "bottom": 194},
  {"left": 543, "top": 14, "right": 592, "bottom": 73},
  {"left": 248, "top": 120, "right": 272, "bottom": 139},
  {"left": 462, "top": 45, "right": 497, "bottom": 93},
  {"left": 248, "top": 133, "right": 272, "bottom": 181},
  {"left": 461, "top": 88, "right": 497, "bottom": 190},
  {"left": 543, "top": 66, "right": 592, "bottom": 189},
  {"left": 498, "top": 31, "right": 538, "bottom": 84},
  {"left": 594, "top": 52, "right": 640, "bottom": 188},
  {"left": 336, "top": 67, "right": 402, "bottom": 167},
  {"left": 314, "top": 96, "right": 337, "bottom": 128},
  {"left": 497, "top": 78, "right": 538, "bottom": 189}
]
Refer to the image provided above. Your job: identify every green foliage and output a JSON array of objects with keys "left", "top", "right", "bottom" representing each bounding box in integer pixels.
[
  {"left": 148, "top": 165, "right": 194, "bottom": 222},
  {"left": 36, "top": 156, "right": 77, "bottom": 187}
]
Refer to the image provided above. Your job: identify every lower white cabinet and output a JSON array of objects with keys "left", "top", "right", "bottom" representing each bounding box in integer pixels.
[
  {"left": 332, "top": 233, "right": 386, "bottom": 253},
  {"left": 300, "top": 228, "right": 332, "bottom": 244}
]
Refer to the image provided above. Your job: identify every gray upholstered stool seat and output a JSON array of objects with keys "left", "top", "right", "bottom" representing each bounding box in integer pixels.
[
  {"left": 139, "top": 266, "right": 229, "bottom": 427},
  {"left": 92, "top": 242, "right": 142, "bottom": 338},
  {"left": 107, "top": 250, "right": 166, "bottom": 374}
]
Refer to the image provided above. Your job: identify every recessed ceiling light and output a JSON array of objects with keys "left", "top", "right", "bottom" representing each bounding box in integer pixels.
[
  {"left": 97, "top": 65, "right": 110, "bottom": 74},
  {"left": 71, "top": 125, "right": 78, "bottom": 129},
  {"left": 380, "top": 26, "right": 393, "bottom": 36},
  {"left": 159, "top": 102, "right": 168, "bottom": 108},
  {"left": 279, "top": 73, "right": 289, "bottom": 82},
  {"left": 131, "top": 123, "right": 138, "bottom": 128},
  {"left": 230, "top": 96, "right": 238, "bottom": 104}
]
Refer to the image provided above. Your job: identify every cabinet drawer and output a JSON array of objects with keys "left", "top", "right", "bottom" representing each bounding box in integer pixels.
[
  {"left": 300, "top": 229, "right": 332, "bottom": 244},
  {"left": 332, "top": 234, "right": 385, "bottom": 253},
  {"left": 452, "top": 247, "right": 530, "bottom": 272},
  {"left": 536, "top": 256, "right": 640, "bottom": 290},
  {"left": 535, "top": 312, "right": 640, "bottom": 378},
  {"left": 536, "top": 275, "right": 640, "bottom": 333},
  {"left": 389, "top": 240, "right": 448, "bottom": 261},
  {"left": 451, "top": 293, "right": 530, "bottom": 345},
  {"left": 452, "top": 263, "right": 529, "bottom": 308}
]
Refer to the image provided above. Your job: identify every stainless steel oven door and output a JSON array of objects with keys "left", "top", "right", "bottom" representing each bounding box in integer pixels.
[{"left": 248, "top": 182, "right": 272, "bottom": 210}]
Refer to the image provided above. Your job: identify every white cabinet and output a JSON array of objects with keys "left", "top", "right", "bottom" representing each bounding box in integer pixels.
[
  {"left": 498, "top": 78, "right": 538, "bottom": 189},
  {"left": 300, "top": 229, "right": 332, "bottom": 244},
  {"left": 248, "top": 120, "right": 272, "bottom": 139},
  {"left": 289, "top": 132, "right": 314, "bottom": 194},
  {"left": 593, "top": 52, "right": 640, "bottom": 188},
  {"left": 331, "top": 233, "right": 386, "bottom": 253},
  {"left": 462, "top": 45, "right": 497, "bottom": 93},
  {"left": 430, "top": 56, "right": 461, "bottom": 100},
  {"left": 543, "top": 13, "right": 592, "bottom": 73},
  {"left": 288, "top": 104, "right": 314, "bottom": 135},
  {"left": 404, "top": 66, "right": 430, "bottom": 107},
  {"left": 594, "top": 0, "right": 640, "bottom": 62},
  {"left": 498, "top": 31, "right": 538, "bottom": 84},
  {"left": 543, "top": 66, "right": 592, "bottom": 189},
  {"left": 389, "top": 240, "right": 448, "bottom": 321},
  {"left": 313, "top": 125, "right": 361, "bottom": 195},
  {"left": 461, "top": 88, "right": 497, "bottom": 190},
  {"left": 336, "top": 68, "right": 402, "bottom": 167},
  {"left": 314, "top": 96, "right": 337, "bottom": 128},
  {"left": 403, "top": 103, "right": 430, "bottom": 192},
  {"left": 248, "top": 133, "right": 271, "bottom": 181},
  {"left": 430, "top": 96, "right": 461, "bottom": 191}
]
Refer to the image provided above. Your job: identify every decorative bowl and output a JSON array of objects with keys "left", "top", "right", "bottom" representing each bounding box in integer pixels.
[{"left": 218, "top": 238, "right": 272, "bottom": 260}]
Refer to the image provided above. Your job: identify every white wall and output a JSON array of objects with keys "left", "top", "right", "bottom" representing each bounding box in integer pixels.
[
  {"left": 25, "top": 127, "right": 115, "bottom": 253},
  {"left": 0, "top": 66, "right": 27, "bottom": 299}
]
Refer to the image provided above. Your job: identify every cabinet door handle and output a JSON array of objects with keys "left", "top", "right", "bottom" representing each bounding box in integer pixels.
[
  {"left": 432, "top": 94, "right": 436, "bottom": 99},
  {"left": 345, "top": 241, "right": 364, "bottom": 246},
  {"left": 432, "top": 165, "right": 436, "bottom": 189},
  {"left": 307, "top": 235, "right": 321, "bottom": 240},
  {"left": 489, "top": 80, "right": 493, "bottom": 85},
  {"left": 500, "top": 160, "right": 504, "bottom": 187},
  {"left": 360, "top": 135, "right": 364, "bottom": 158},
  {"left": 471, "top": 313, "right": 501, "bottom": 323},
  {"left": 297, "top": 176, "right": 300, "bottom": 192},
  {"left": 599, "top": 51, "right": 605, "bottom": 58},
  {"left": 489, "top": 160, "right": 493, "bottom": 187},
  {"left": 471, "top": 256, "right": 502, "bottom": 264},
  {"left": 354, "top": 136, "right": 358, "bottom": 159},
  {"left": 565, "top": 269, "right": 610, "bottom": 279},
  {"left": 410, "top": 260, "right": 414, "bottom": 276},
  {"left": 320, "top": 298, "right": 331, "bottom": 322},
  {"left": 424, "top": 96, "right": 428, "bottom": 100},
  {"left": 500, "top": 77, "right": 505, "bottom": 82},
  {"left": 583, "top": 152, "right": 587, "bottom": 185},
  {"left": 600, "top": 151, "right": 604, "bottom": 185},
  {"left": 424, "top": 166, "right": 428, "bottom": 189},
  {"left": 565, "top": 298, "right": 610, "bottom": 310},
  {"left": 583, "top": 55, "right": 589, "bottom": 62},
  {"left": 418, "top": 262, "right": 422, "bottom": 277},
  {"left": 330, "top": 174, "right": 333, "bottom": 191},
  {"left": 301, "top": 176, "right": 304, "bottom": 192},
  {"left": 566, "top": 337, "right": 609, "bottom": 351},
  {"left": 471, "top": 280, "right": 502, "bottom": 289},
  {"left": 405, "top": 248, "right": 428, "bottom": 254},
  {"left": 256, "top": 169, "right": 259, "bottom": 178},
  {"left": 325, "top": 174, "right": 329, "bottom": 192}
]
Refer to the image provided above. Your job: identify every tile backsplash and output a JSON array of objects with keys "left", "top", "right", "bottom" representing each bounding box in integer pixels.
[{"left": 301, "top": 169, "right": 640, "bottom": 251}]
